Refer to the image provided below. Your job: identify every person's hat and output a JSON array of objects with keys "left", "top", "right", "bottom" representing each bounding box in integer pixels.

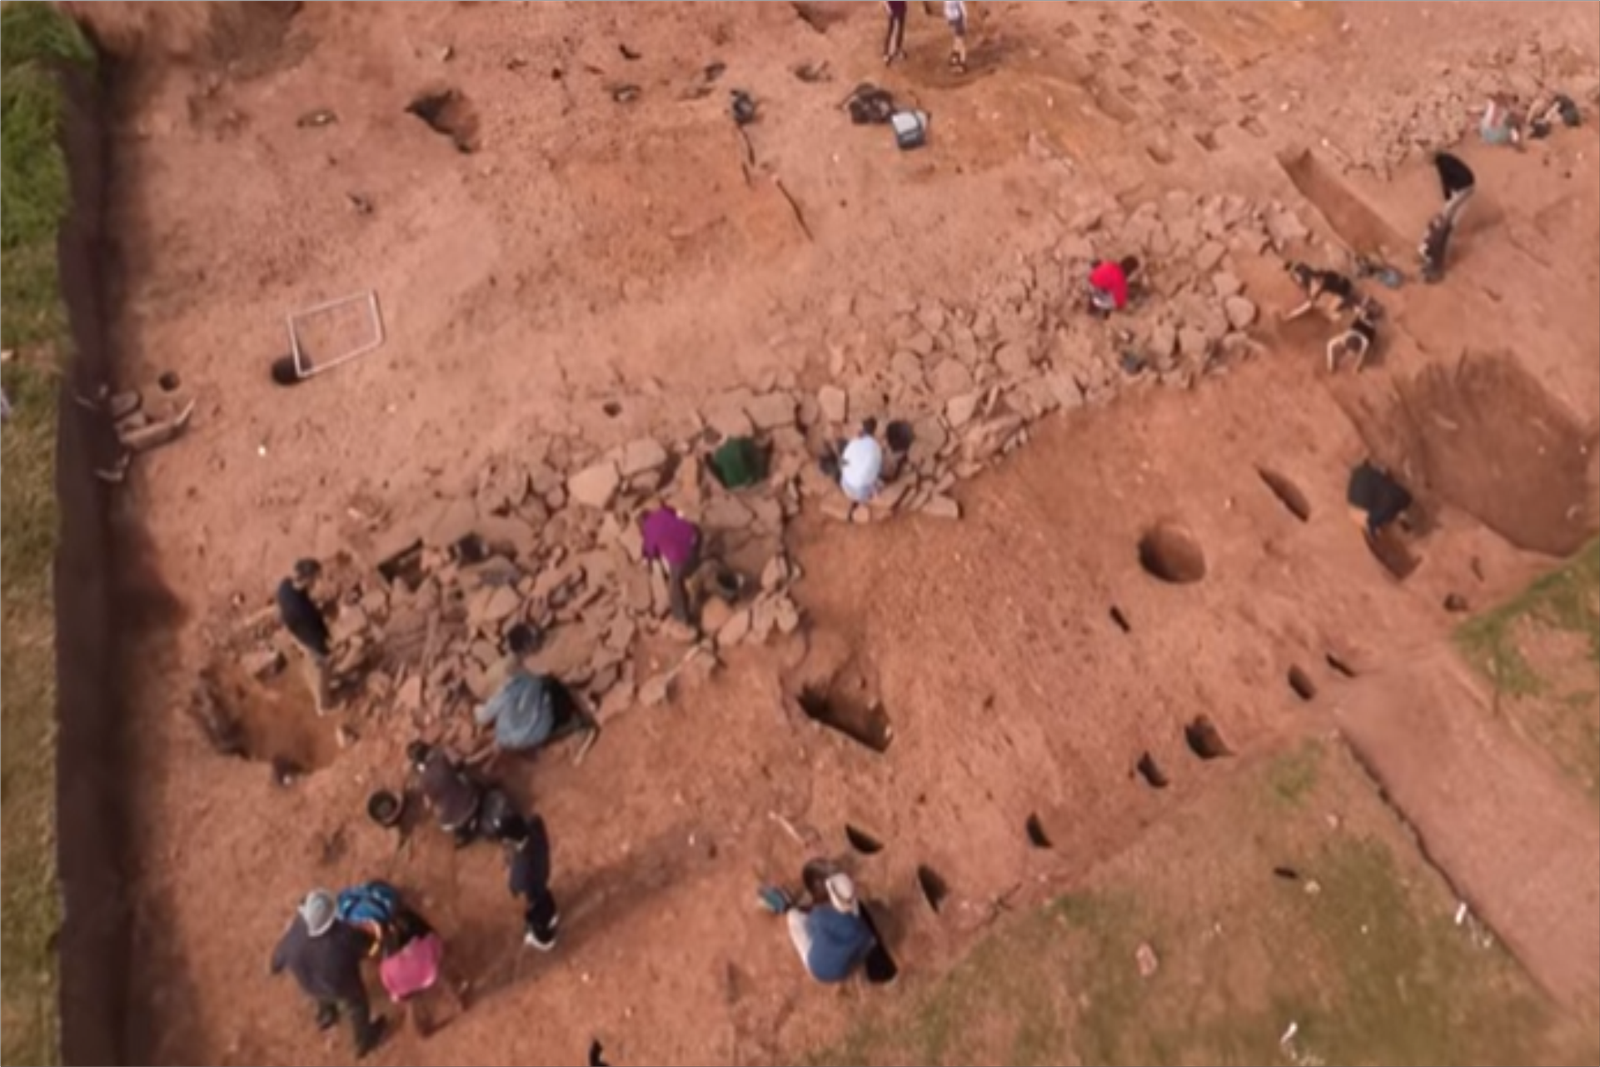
[
  {"left": 825, "top": 872, "right": 859, "bottom": 915},
  {"left": 292, "top": 558, "right": 322, "bottom": 585},
  {"left": 300, "top": 889, "right": 336, "bottom": 938}
]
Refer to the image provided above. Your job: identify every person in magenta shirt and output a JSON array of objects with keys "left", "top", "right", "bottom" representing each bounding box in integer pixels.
[
  {"left": 1088, "top": 255, "right": 1141, "bottom": 315},
  {"left": 640, "top": 506, "right": 702, "bottom": 624}
]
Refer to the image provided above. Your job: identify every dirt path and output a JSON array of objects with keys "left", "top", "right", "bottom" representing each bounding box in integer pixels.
[{"left": 1336, "top": 649, "right": 1600, "bottom": 1011}]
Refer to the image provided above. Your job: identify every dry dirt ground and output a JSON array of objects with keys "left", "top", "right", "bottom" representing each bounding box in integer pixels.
[{"left": 62, "top": 2, "right": 1600, "bottom": 1064}]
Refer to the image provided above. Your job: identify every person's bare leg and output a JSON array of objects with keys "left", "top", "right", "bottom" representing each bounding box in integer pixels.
[
  {"left": 1352, "top": 336, "right": 1372, "bottom": 373},
  {"left": 119, "top": 399, "right": 196, "bottom": 454},
  {"left": 1281, "top": 300, "right": 1315, "bottom": 322}
]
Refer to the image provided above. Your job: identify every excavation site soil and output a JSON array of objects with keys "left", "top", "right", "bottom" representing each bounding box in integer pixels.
[{"left": 53, "top": 2, "right": 1600, "bottom": 1064}]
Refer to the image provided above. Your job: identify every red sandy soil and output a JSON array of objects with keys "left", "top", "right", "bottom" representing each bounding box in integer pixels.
[{"left": 59, "top": 2, "right": 1600, "bottom": 1063}]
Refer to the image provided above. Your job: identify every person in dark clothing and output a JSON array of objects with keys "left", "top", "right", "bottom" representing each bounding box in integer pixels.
[
  {"left": 407, "top": 741, "right": 484, "bottom": 847},
  {"left": 883, "top": 1, "right": 908, "bottom": 64},
  {"left": 1347, "top": 460, "right": 1414, "bottom": 538},
  {"left": 1420, "top": 152, "right": 1475, "bottom": 284},
  {"left": 270, "top": 889, "right": 387, "bottom": 1058},
  {"left": 498, "top": 813, "right": 562, "bottom": 951},
  {"left": 1434, "top": 151, "right": 1476, "bottom": 225},
  {"left": 1418, "top": 211, "right": 1454, "bottom": 284},
  {"left": 276, "top": 558, "right": 333, "bottom": 714}
]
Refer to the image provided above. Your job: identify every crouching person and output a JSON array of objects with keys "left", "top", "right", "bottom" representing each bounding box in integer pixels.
[{"left": 269, "top": 889, "right": 387, "bottom": 1059}]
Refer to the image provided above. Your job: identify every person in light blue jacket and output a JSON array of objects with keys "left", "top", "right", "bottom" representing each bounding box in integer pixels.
[{"left": 473, "top": 623, "right": 596, "bottom": 766}]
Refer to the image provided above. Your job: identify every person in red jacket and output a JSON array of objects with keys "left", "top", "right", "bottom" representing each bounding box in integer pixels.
[{"left": 1087, "top": 255, "right": 1141, "bottom": 316}]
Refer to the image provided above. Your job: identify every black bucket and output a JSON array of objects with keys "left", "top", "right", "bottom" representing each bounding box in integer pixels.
[
  {"left": 270, "top": 354, "right": 307, "bottom": 386},
  {"left": 366, "top": 788, "right": 405, "bottom": 828}
]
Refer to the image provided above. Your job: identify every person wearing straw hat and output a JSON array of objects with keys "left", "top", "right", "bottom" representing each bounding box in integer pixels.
[
  {"left": 760, "top": 868, "right": 877, "bottom": 984},
  {"left": 269, "top": 889, "right": 387, "bottom": 1057}
]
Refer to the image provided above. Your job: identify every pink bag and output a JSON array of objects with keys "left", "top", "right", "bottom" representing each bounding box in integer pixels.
[{"left": 379, "top": 933, "right": 443, "bottom": 1001}]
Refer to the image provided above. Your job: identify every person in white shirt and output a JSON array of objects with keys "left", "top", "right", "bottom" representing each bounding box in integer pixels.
[
  {"left": 838, "top": 418, "right": 885, "bottom": 504},
  {"left": 944, "top": 0, "right": 968, "bottom": 70}
]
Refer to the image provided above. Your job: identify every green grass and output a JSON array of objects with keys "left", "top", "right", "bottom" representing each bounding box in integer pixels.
[
  {"left": 1455, "top": 540, "right": 1600, "bottom": 801},
  {"left": 1455, "top": 540, "right": 1600, "bottom": 699},
  {"left": 1, "top": 3, "right": 93, "bottom": 1063},
  {"left": 808, "top": 744, "right": 1589, "bottom": 1067}
]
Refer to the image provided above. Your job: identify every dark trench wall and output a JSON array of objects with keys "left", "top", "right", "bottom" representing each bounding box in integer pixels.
[{"left": 52, "top": 60, "right": 133, "bottom": 1067}]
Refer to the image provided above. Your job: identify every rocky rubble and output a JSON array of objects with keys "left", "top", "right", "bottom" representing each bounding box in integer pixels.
[
  {"left": 1330, "top": 36, "right": 1599, "bottom": 178},
  {"left": 226, "top": 188, "right": 1299, "bottom": 754}
]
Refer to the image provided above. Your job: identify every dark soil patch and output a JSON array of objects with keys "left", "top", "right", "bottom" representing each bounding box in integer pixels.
[
  {"left": 798, "top": 684, "right": 892, "bottom": 754},
  {"left": 1135, "top": 752, "right": 1170, "bottom": 788},
  {"left": 1138, "top": 522, "right": 1207, "bottom": 584},
  {"left": 916, "top": 865, "right": 949, "bottom": 914},
  {"left": 846, "top": 824, "right": 884, "bottom": 855},
  {"left": 406, "top": 88, "right": 480, "bottom": 153},
  {"left": 1288, "top": 666, "right": 1318, "bottom": 702},
  {"left": 1184, "top": 715, "right": 1232, "bottom": 759},
  {"left": 1257, "top": 467, "right": 1311, "bottom": 522}
]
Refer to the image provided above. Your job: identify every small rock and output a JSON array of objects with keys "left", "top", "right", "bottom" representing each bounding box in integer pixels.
[
  {"left": 909, "top": 417, "right": 949, "bottom": 466},
  {"left": 427, "top": 497, "right": 481, "bottom": 549},
  {"left": 1223, "top": 296, "right": 1258, "bottom": 330},
  {"left": 1267, "top": 210, "right": 1310, "bottom": 248},
  {"left": 1211, "top": 271, "right": 1244, "bottom": 298},
  {"left": 568, "top": 462, "right": 621, "bottom": 510},
  {"left": 1069, "top": 207, "right": 1102, "bottom": 233},
  {"left": 817, "top": 385, "right": 848, "bottom": 425},
  {"left": 820, "top": 495, "right": 854, "bottom": 523},
  {"left": 917, "top": 303, "right": 947, "bottom": 334},
  {"left": 718, "top": 607, "right": 753, "bottom": 648},
  {"left": 483, "top": 585, "right": 521, "bottom": 624},
  {"left": 1444, "top": 592, "right": 1470, "bottom": 613},
  {"left": 243, "top": 648, "right": 286, "bottom": 680},
  {"left": 1194, "top": 240, "right": 1227, "bottom": 272},
  {"left": 1179, "top": 326, "right": 1211, "bottom": 359},
  {"left": 705, "top": 403, "right": 755, "bottom": 440},
  {"left": 747, "top": 496, "right": 783, "bottom": 533},
  {"left": 761, "top": 554, "right": 790, "bottom": 592},
  {"left": 1149, "top": 322, "right": 1177, "bottom": 360},
  {"left": 871, "top": 479, "right": 913, "bottom": 512},
  {"left": 1135, "top": 942, "right": 1159, "bottom": 979},
  {"left": 1045, "top": 373, "right": 1083, "bottom": 410},
  {"left": 994, "top": 342, "right": 1035, "bottom": 378},
  {"left": 1056, "top": 233, "right": 1095, "bottom": 263},
  {"left": 396, "top": 674, "right": 423, "bottom": 712},
  {"left": 946, "top": 392, "right": 982, "bottom": 428},
  {"left": 619, "top": 438, "right": 669, "bottom": 478},
  {"left": 773, "top": 595, "right": 802, "bottom": 635},
  {"left": 639, "top": 674, "right": 673, "bottom": 707},
  {"left": 929, "top": 357, "right": 976, "bottom": 398},
  {"left": 886, "top": 349, "right": 922, "bottom": 389},
  {"left": 747, "top": 392, "right": 797, "bottom": 431},
  {"left": 922, "top": 494, "right": 961, "bottom": 520},
  {"left": 703, "top": 497, "right": 753, "bottom": 531}
]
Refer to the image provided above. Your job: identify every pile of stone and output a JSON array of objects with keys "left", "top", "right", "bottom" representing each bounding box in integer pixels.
[
  {"left": 226, "top": 187, "right": 1303, "bottom": 749},
  {"left": 1332, "top": 36, "right": 1600, "bottom": 178},
  {"left": 232, "top": 419, "right": 810, "bottom": 746},
  {"left": 796, "top": 188, "right": 1299, "bottom": 523}
]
